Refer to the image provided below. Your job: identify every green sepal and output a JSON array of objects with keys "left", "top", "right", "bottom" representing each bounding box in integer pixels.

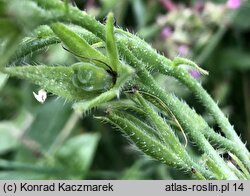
[
  {"left": 110, "top": 109, "right": 164, "bottom": 143},
  {"left": 202, "top": 154, "right": 226, "bottom": 180},
  {"left": 96, "top": 113, "right": 184, "bottom": 169},
  {"left": 50, "top": 22, "right": 109, "bottom": 70},
  {"left": 228, "top": 152, "right": 250, "bottom": 179},
  {"left": 73, "top": 88, "right": 118, "bottom": 114},
  {"left": 106, "top": 12, "right": 119, "bottom": 71}
]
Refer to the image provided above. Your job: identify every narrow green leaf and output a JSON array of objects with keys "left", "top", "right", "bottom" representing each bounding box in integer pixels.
[
  {"left": 0, "top": 110, "right": 33, "bottom": 154},
  {"left": 132, "top": 0, "right": 145, "bottom": 29},
  {"left": 23, "top": 98, "right": 71, "bottom": 152},
  {"left": 0, "top": 24, "right": 21, "bottom": 68},
  {"left": 3, "top": 65, "right": 98, "bottom": 100},
  {"left": 0, "top": 171, "right": 47, "bottom": 180},
  {"left": 0, "top": 159, "right": 60, "bottom": 174},
  {"left": 6, "top": 0, "right": 55, "bottom": 30},
  {"left": 55, "top": 133, "right": 100, "bottom": 179},
  {"left": 64, "top": 0, "right": 69, "bottom": 14},
  {"left": 0, "top": 72, "right": 8, "bottom": 91}
]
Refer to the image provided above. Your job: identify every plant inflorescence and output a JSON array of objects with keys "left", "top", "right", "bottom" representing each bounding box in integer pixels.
[{"left": 0, "top": 0, "right": 249, "bottom": 179}]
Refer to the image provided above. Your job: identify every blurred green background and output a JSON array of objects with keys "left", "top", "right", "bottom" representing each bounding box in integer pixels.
[{"left": 0, "top": 0, "right": 250, "bottom": 179}]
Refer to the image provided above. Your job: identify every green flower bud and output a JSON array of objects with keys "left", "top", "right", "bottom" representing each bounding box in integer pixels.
[{"left": 71, "top": 62, "right": 113, "bottom": 92}]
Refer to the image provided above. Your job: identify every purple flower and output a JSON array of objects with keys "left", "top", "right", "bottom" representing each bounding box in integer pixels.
[
  {"left": 190, "top": 70, "right": 201, "bottom": 79},
  {"left": 161, "top": 26, "right": 172, "bottom": 39},
  {"left": 227, "top": 0, "right": 241, "bottom": 9},
  {"left": 178, "top": 45, "right": 189, "bottom": 56},
  {"left": 160, "top": 0, "right": 177, "bottom": 11},
  {"left": 193, "top": 1, "right": 205, "bottom": 12}
]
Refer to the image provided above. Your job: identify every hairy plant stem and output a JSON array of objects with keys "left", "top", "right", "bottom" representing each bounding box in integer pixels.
[
  {"left": 119, "top": 44, "right": 238, "bottom": 179},
  {"left": 12, "top": 24, "right": 248, "bottom": 171},
  {"left": 61, "top": 3, "right": 249, "bottom": 165},
  {"left": 119, "top": 36, "right": 250, "bottom": 169},
  {"left": 8, "top": 0, "right": 250, "bottom": 179},
  {"left": 167, "top": 68, "right": 250, "bottom": 165},
  {"left": 12, "top": 18, "right": 250, "bottom": 170},
  {"left": 134, "top": 92, "right": 212, "bottom": 179},
  {"left": 22, "top": 3, "right": 244, "bottom": 159}
]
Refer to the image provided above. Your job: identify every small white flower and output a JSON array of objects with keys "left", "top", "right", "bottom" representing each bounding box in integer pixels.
[{"left": 33, "top": 89, "right": 47, "bottom": 104}]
